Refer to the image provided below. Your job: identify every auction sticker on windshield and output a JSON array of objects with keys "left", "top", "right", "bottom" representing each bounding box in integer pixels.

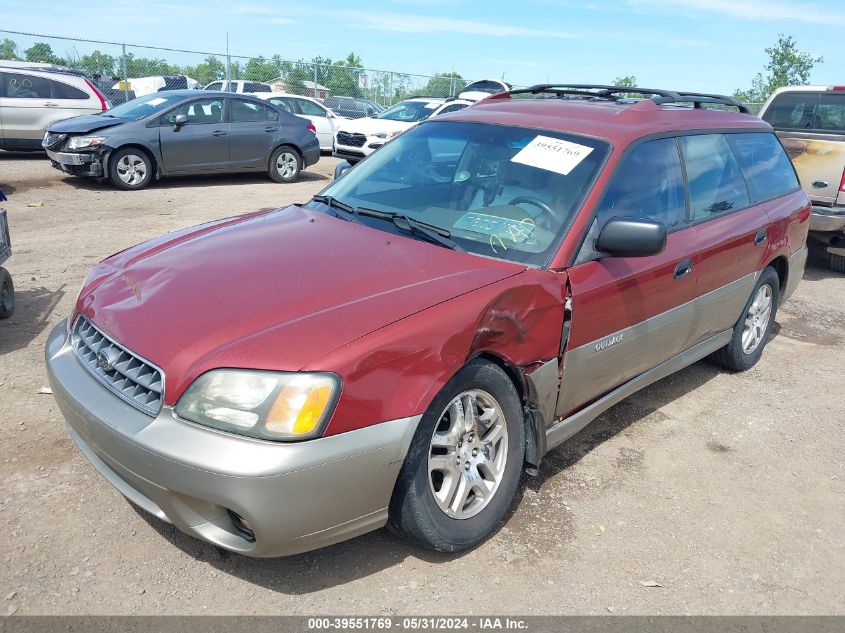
[{"left": 511, "top": 135, "right": 594, "bottom": 176}]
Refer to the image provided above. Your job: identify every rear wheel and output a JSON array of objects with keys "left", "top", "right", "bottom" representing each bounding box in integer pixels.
[
  {"left": 711, "top": 267, "right": 779, "bottom": 372},
  {"left": 269, "top": 146, "right": 301, "bottom": 183},
  {"left": 388, "top": 360, "right": 524, "bottom": 552},
  {"left": 0, "top": 267, "right": 14, "bottom": 319},
  {"left": 829, "top": 253, "right": 845, "bottom": 273},
  {"left": 108, "top": 148, "right": 152, "bottom": 190}
]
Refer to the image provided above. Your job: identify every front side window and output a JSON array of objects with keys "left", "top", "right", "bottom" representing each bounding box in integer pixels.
[
  {"left": 596, "top": 138, "right": 686, "bottom": 230},
  {"left": 727, "top": 132, "right": 799, "bottom": 202},
  {"left": 681, "top": 134, "right": 751, "bottom": 220},
  {"left": 311, "top": 120, "right": 609, "bottom": 266},
  {"left": 164, "top": 98, "right": 224, "bottom": 125},
  {"left": 230, "top": 99, "right": 278, "bottom": 123}
]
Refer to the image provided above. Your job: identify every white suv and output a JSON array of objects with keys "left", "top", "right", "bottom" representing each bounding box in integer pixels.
[
  {"left": 202, "top": 80, "right": 272, "bottom": 94},
  {"left": 0, "top": 63, "right": 110, "bottom": 150},
  {"left": 333, "top": 97, "right": 473, "bottom": 163}
]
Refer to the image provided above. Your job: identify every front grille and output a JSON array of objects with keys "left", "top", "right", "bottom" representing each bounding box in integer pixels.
[
  {"left": 337, "top": 131, "right": 367, "bottom": 148},
  {"left": 71, "top": 315, "right": 164, "bottom": 416},
  {"left": 42, "top": 132, "right": 67, "bottom": 149}
]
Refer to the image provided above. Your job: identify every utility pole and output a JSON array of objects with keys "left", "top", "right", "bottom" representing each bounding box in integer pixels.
[
  {"left": 225, "top": 32, "right": 231, "bottom": 90},
  {"left": 121, "top": 43, "right": 128, "bottom": 102}
]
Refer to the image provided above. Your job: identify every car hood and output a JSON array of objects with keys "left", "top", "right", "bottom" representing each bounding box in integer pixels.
[
  {"left": 77, "top": 206, "right": 522, "bottom": 404},
  {"left": 47, "top": 114, "right": 126, "bottom": 134},
  {"left": 337, "top": 116, "right": 416, "bottom": 136}
]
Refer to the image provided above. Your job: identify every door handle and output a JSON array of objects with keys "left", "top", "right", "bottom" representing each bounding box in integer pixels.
[
  {"left": 674, "top": 259, "right": 693, "bottom": 279},
  {"left": 754, "top": 229, "right": 767, "bottom": 246},
  {"left": 44, "top": 102, "right": 59, "bottom": 107},
  {"left": 264, "top": 127, "right": 279, "bottom": 133},
  {"left": 211, "top": 130, "right": 227, "bottom": 137},
  {"left": 811, "top": 180, "right": 829, "bottom": 189}
]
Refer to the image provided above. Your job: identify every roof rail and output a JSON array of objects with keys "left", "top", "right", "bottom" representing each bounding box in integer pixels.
[
  {"left": 0, "top": 62, "right": 86, "bottom": 77},
  {"left": 498, "top": 84, "right": 751, "bottom": 114}
]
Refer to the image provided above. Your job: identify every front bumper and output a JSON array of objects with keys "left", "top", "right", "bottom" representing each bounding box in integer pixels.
[
  {"left": 45, "top": 321, "right": 420, "bottom": 557},
  {"left": 809, "top": 205, "right": 845, "bottom": 233},
  {"left": 46, "top": 150, "right": 103, "bottom": 177}
]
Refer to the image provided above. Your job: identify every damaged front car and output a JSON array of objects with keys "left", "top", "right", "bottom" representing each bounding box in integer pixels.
[{"left": 45, "top": 87, "right": 808, "bottom": 558}]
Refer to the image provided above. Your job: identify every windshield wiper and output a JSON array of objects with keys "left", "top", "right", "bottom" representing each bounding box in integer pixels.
[
  {"left": 356, "top": 207, "right": 463, "bottom": 252},
  {"left": 311, "top": 194, "right": 357, "bottom": 221}
]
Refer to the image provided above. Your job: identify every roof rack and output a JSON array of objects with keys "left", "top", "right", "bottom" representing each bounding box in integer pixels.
[{"left": 501, "top": 84, "right": 750, "bottom": 114}]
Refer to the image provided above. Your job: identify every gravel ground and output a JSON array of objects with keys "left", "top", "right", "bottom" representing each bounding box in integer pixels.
[{"left": 0, "top": 152, "right": 842, "bottom": 616}]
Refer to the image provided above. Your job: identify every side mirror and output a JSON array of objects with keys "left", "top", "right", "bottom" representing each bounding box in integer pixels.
[
  {"left": 595, "top": 217, "right": 667, "bottom": 258},
  {"left": 173, "top": 113, "right": 188, "bottom": 128},
  {"left": 334, "top": 160, "right": 353, "bottom": 180}
]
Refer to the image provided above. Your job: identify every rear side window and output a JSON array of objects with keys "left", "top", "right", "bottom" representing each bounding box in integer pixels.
[
  {"left": 230, "top": 99, "right": 278, "bottom": 122},
  {"left": 205, "top": 82, "right": 222, "bottom": 91},
  {"left": 297, "top": 99, "right": 326, "bottom": 116},
  {"left": 244, "top": 82, "right": 271, "bottom": 93},
  {"left": 680, "top": 134, "right": 750, "bottom": 220},
  {"left": 727, "top": 133, "right": 799, "bottom": 202},
  {"left": 597, "top": 138, "right": 686, "bottom": 230},
  {"left": 761, "top": 92, "right": 818, "bottom": 130}
]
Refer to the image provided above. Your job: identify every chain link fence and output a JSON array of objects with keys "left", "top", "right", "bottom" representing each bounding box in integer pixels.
[
  {"left": 0, "top": 29, "right": 477, "bottom": 107},
  {"left": 0, "top": 29, "right": 763, "bottom": 113}
]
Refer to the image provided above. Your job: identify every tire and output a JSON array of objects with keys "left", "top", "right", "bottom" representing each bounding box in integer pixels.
[
  {"left": 388, "top": 359, "right": 525, "bottom": 552},
  {"left": 0, "top": 267, "right": 14, "bottom": 319},
  {"left": 829, "top": 253, "right": 845, "bottom": 273},
  {"left": 108, "top": 148, "right": 153, "bottom": 190},
  {"left": 711, "top": 266, "right": 780, "bottom": 372},
  {"left": 268, "top": 146, "right": 301, "bottom": 183}
]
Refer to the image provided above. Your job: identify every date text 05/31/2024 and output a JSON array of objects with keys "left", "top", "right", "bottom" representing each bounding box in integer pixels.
[{"left": 307, "top": 617, "right": 529, "bottom": 630}]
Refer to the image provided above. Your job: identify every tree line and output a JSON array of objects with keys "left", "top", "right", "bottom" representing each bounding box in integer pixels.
[{"left": 0, "top": 38, "right": 466, "bottom": 103}]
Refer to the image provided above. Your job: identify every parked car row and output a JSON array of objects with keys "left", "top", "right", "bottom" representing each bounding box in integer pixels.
[{"left": 45, "top": 82, "right": 811, "bottom": 559}]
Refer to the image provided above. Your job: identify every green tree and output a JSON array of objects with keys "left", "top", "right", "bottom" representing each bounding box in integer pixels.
[
  {"left": 734, "top": 34, "right": 823, "bottom": 103},
  {"left": 613, "top": 75, "right": 637, "bottom": 87},
  {"left": 422, "top": 71, "right": 464, "bottom": 97},
  {"left": 244, "top": 56, "right": 281, "bottom": 82},
  {"left": 182, "top": 56, "right": 226, "bottom": 85},
  {"left": 24, "top": 42, "right": 65, "bottom": 65},
  {"left": 74, "top": 50, "right": 117, "bottom": 77},
  {"left": 0, "top": 38, "right": 20, "bottom": 60}
]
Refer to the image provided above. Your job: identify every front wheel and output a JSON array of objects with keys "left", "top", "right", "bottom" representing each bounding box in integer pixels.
[
  {"left": 108, "top": 148, "right": 152, "bottom": 190},
  {"left": 711, "top": 266, "right": 780, "bottom": 371},
  {"left": 269, "top": 146, "right": 301, "bottom": 183},
  {"left": 0, "top": 267, "right": 14, "bottom": 319},
  {"left": 389, "top": 360, "right": 524, "bottom": 552}
]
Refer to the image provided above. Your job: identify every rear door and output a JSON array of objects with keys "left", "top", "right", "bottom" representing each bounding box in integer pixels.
[
  {"left": 159, "top": 97, "right": 229, "bottom": 172},
  {"left": 557, "top": 137, "right": 698, "bottom": 417},
  {"left": 686, "top": 132, "right": 804, "bottom": 344},
  {"left": 227, "top": 98, "right": 280, "bottom": 169},
  {"left": 761, "top": 91, "right": 845, "bottom": 206},
  {"left": 294, "top": 97, "right": 333, "bottom": 150}
]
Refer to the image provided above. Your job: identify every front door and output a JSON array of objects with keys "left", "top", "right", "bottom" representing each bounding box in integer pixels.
[
  {"left": 227, "top": 98, "right": 280, "bottom": 169},
  {"left": 159, "top": 97, "right": 229, "bottom": 173},
  {"left": 556, "top": 137, "right": 698, "bottom": 417}
]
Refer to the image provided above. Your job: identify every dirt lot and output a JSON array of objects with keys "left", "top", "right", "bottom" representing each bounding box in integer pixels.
[{"left": 0, "top": 152, "right": 842, "bottom": 616}]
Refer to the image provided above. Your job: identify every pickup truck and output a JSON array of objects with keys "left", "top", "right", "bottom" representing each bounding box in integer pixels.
[{"left": 759, "top": 86, "right": 845, "bottom": 271}]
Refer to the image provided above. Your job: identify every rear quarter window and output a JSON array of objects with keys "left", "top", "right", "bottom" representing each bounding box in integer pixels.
[{"left": 727, "top": 132, "right": 799, "bottom": 202}]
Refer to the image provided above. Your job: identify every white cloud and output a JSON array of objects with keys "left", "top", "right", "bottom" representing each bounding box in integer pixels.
[{"left": 630, "top": 0, "right": 845, "bottom": 26}]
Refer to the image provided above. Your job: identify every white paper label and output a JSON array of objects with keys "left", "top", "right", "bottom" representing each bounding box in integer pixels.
[
  {"left": 511, "top": 135, "right": 594, "bottom": 176},
  {"left": 147, "top": 97, "right": 167, "bottom": 106},
  {"left": 423, "top": 102, "right": 439, "bottom": 110}
]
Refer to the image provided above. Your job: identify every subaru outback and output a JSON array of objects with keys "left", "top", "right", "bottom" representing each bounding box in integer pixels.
[{"left": 46, "top": 84, "right": 810, "bottom": 557}]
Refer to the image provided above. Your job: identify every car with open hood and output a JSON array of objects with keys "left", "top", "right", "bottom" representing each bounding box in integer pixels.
[
  {"left": 46, "top": 83, "right": 809, "bottom": 557},
  {"left": 41, "top": 90, "right": 320, "bottom": 189}
]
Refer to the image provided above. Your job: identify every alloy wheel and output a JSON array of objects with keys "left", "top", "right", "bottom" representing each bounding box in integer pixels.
[
  {"left": 742, "top": 283, "right": 773, "bottom": 354},
  {"left": 427, "top": 389, "right": 509, "bottom": 519}
]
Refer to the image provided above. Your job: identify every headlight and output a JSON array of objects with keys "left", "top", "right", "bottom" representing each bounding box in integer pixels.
[
  {"left": 174, "top": 370, "right": 340, "bottom": 441},
  {"left": 372, "top": 131, "right": 399, "bottom": 140},
  {"left": 66, "top": 136, "right": 107, "bottom": 150}
]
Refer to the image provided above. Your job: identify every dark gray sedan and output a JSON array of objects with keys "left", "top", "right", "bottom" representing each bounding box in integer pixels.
[{"left": 41, "top": 91, "right": 320, "bottom": 190}]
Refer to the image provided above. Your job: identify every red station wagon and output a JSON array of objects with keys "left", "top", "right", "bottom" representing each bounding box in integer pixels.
[{"left": 46, "top": 84, "right": 810, "bottom": 556}]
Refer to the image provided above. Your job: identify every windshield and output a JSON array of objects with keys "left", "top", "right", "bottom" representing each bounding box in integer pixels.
[
  {"left": 377, "top": 100, "right": 441, "bottom": 123},
  {"left": 104, "top": 93, "right": 185, "bottom": 120},
  {"left": 310, "top": 121, "right": 609, "bottom": 266}
]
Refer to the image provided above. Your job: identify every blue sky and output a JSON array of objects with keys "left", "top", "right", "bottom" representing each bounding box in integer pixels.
[{"left": 2, "top": 0, "right": 844, "bottom": 96}]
